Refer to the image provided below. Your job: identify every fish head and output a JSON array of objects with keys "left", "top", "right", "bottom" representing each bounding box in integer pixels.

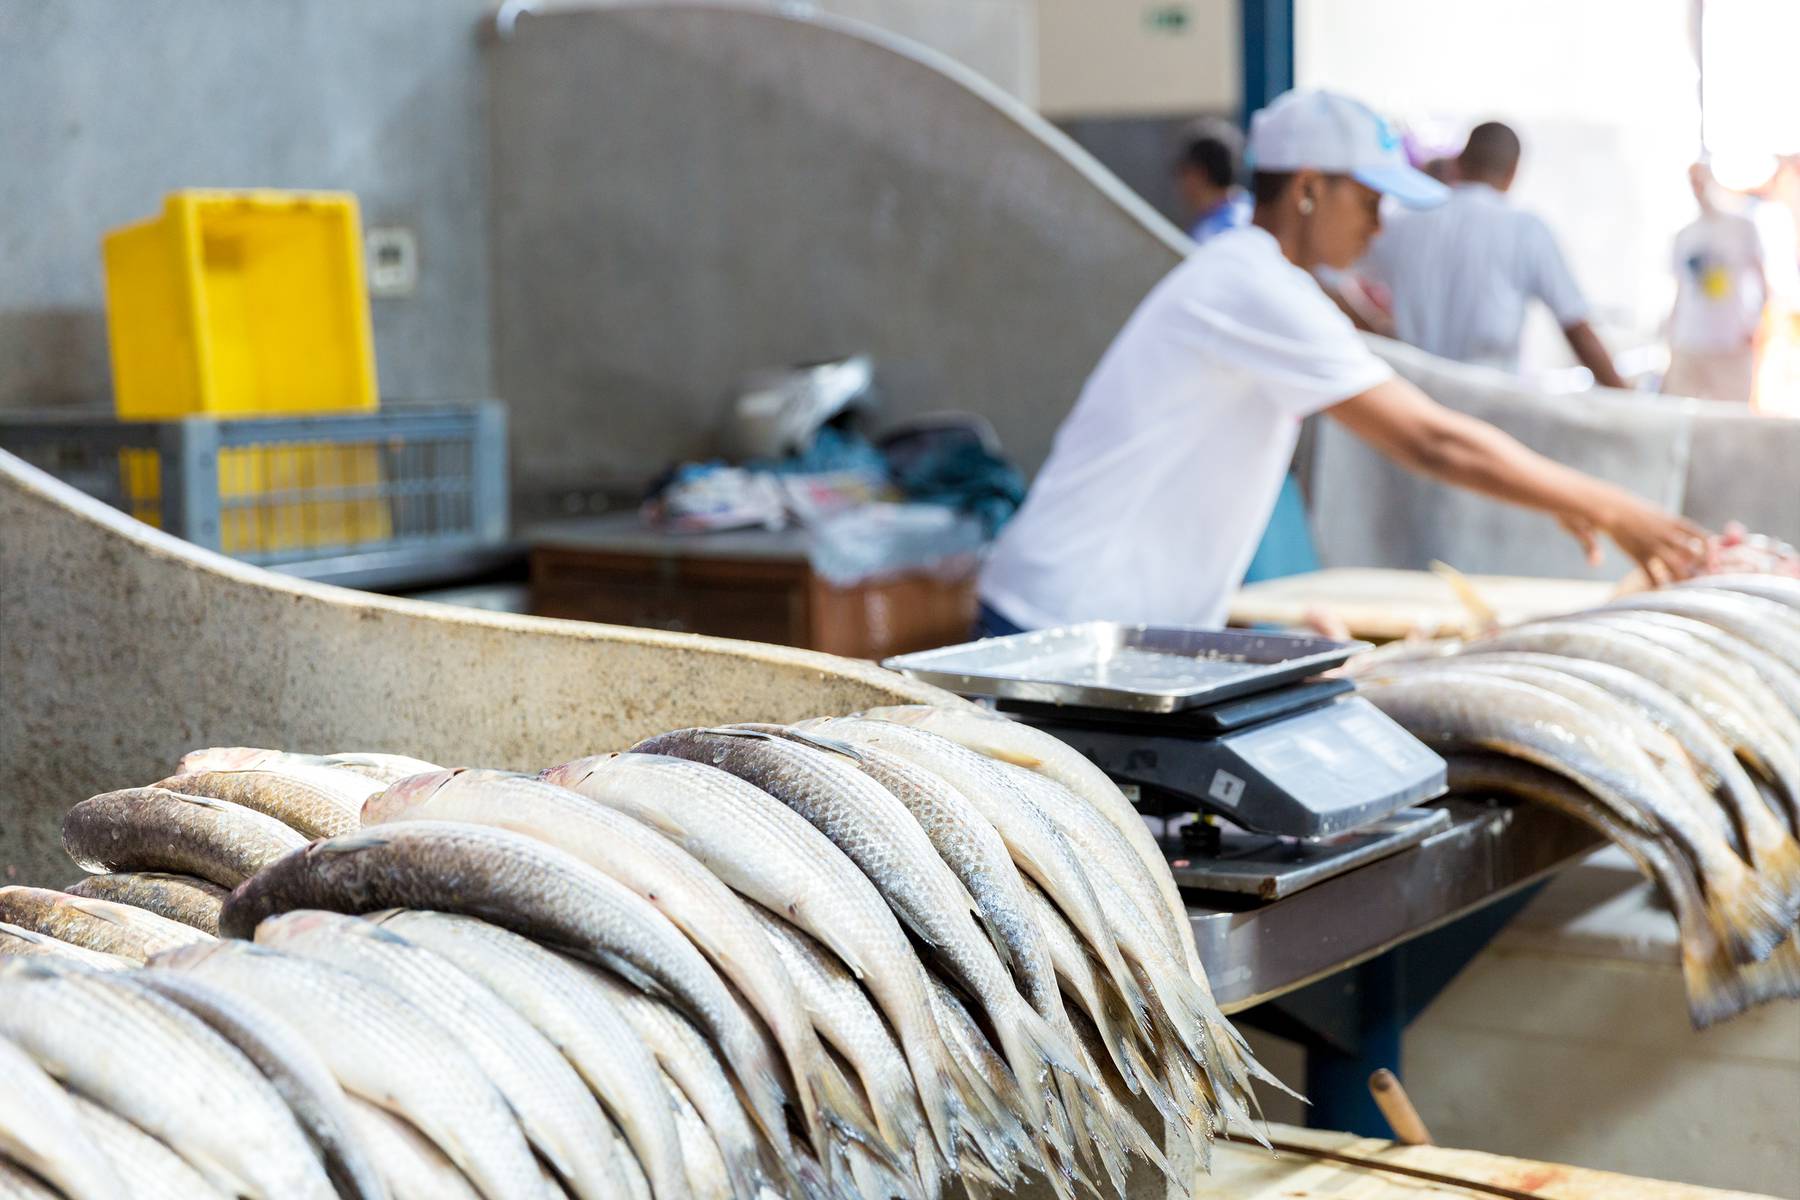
[{"left": 360, "top": 768, "right": 462, "bottom": 824}]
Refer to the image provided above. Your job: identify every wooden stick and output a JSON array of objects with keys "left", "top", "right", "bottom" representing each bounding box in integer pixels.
[
  {"left": 1369, "top": 1067, "right": 1435, "bottom": 1145},
  {"left": 1222, "top": 1132, "right": 1544, "bottom": 1199}
]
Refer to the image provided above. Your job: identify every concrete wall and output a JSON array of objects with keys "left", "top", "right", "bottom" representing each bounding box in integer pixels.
[
  {"left": 0, "top": 0, "right": 494, "bottom": 409},
  {"left": 0, "top": 448, "right": 957, "bottom": 890},
  {"left": 486, "top": 2, "right": 1188, "bottom": 496}
]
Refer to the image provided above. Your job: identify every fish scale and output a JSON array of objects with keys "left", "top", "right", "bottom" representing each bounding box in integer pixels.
[
  {"left": 0, "top": 885, "right": 213, "bottom": 963},
  {"left": 153, "top": 766, "right": 376, "bottom": 839},
  {"left": 65, "top": 871, "right": 227, "bottom": 934},
  {"left": 0, "top": 1033, "right": 127, "bottom": 1200},
  {"left": 63, "top": 787, "right": 307, "bottom": 888},
  {"left": 61, "top": 1093, "right": 231, "bottom": 1200}
]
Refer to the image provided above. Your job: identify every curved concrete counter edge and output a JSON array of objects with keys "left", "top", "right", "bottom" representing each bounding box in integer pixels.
[{"left": 0, "top": 449, "right": 966, "bottom": 884}]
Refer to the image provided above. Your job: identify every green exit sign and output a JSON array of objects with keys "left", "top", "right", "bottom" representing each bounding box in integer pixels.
[{"left": 1145, "top": 3, "right": 1191, "bottom": 33}]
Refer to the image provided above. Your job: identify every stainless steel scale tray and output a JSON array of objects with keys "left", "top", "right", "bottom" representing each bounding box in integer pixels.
[{"left": 882, "top": 623, "right": 1371, "bottom": 713}]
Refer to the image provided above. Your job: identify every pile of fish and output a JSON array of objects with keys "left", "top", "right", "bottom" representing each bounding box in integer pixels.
[
  {"left": 0, "top": 707, "right": 1280, "bottom": 1200},
  {"left": 1350, "top": 574, "right": 1800, "bottom": 1027}
]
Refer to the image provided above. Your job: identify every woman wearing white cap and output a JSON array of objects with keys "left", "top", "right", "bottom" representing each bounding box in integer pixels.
[{"left": 975, "top": 89, "right": 1706, "bottom": 635}]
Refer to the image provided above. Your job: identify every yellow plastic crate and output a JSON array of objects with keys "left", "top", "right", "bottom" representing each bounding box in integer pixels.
[
  {"left": 102, "top": 189, "right": 378, "bottom": 417},
  {"left": 103, "top": 189, "right": 384, "bottom": 551}
]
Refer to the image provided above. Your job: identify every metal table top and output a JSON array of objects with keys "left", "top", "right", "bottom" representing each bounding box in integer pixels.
[{"left": 1192, "top": 798, "right": 1605, "bottom": 1013}]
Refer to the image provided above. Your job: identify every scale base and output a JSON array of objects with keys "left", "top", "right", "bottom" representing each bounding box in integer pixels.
[{"left": 1163, "top": 805, "right": 1451, "bottom": 900}]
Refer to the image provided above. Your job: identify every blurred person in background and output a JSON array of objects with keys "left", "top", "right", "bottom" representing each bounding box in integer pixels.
[
  {"left": 1360, "top": 122, "right": 1627, "bottom": 388},
  {"left": 975, "top": 91, "right": 1705, "bottom": 638},
  {"left": 1664, "top": 162, "right": 1766, "bottom": 404},
  {"left": 1175, "top": 116, "right": 1251, "bottom": 244}
]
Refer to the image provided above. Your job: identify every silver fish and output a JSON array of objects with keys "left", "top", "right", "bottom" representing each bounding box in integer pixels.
[
  {"left": 368, "top": 910, "right": 686, "bottom": 1200},
  {"left": 134, "top": 967, "right": 388, "bottom": 1200},
  {"left": 0, "top": 959, "right": 335, "bottom": 1199},
  {"left": 62, "top": 1090, "right": 231, "bottom": 1200},
  {"left": 179, "top": 747, "right": 446, "bottom": 786},
  {"left": 0, "top": 886, "right": 212, "bottom": 963},
  {"left": 219, "top": 820, "right": 794, "bottom": 1177},
  {"left": 0, "top": 1161, "right": 58, "bottom": 1200},
  {"left": 1681, "top": 575, "right": 1800, "bottom": 613},
  {"left": 364, "top": 767, "right": 848, "bottom": 1169},
  {"left": 543, "top": 751, "right": 977, "bottom": 1174},
  {"left": 64, "top": 871, "right": 227, "bottom": 934},
  {"left": 1359, "top": 670, "right": 1792, "bottom": 965},
  {"left": 151, "top": 939, "right": 550, "bottom": 1200},
  {"left": 1601, "top": 589, "right": 1800, "bottom": 674},
  {"left": 345, "top": 1097, "right": 483, "bottom": 1200},
  {"left": 63, "top": 787, "right": 307, "bottom": 887},
  {"left": 255, "top": 910, "right": 624, "bottom": 1200},
  {"left": 0, "top": 1033, "right": 127, "bottom": 1200}
]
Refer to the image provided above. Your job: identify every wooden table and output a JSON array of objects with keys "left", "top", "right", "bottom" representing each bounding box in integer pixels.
[
  {"left": 527, "top": 513, "right": 977, "bottom": 660},
  {"left": 1229, "top": 568, "right": 1618, "bottom": 642},
  {"left": 1201, "top": 1125, "right": 1776, "bottom": 1199}
]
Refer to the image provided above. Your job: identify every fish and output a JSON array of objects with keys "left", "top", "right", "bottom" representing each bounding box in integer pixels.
[
  {"left": 254, "top": 909, "right": 628, "bottom": 1200},
  {"left": 0, "top": 886, "right": 213, "bottom": 963},
  {"left": 790, "top": 720, "right": 1152, "bottom": 1057},
  {"left": 1443, "top": 754, "right": 1755, "bottom": 1025},
  {"left": 667, "top": 1080, "right": 734, "bottom": 1200},
  {"left": 1583, "top": 609, "right": 1800, "bottom": 722},
  {"left": 218, "top": 820, "right": 796, "bottom": 1178},
  {"left": 344, "top": 1097, "right": 483, "bottom": 1200},
  {"left": 364, "top": 910, "right": 687, "bottom": 1200},
  {"left": 542, "top": 751, "right": 981, "bottom": 1176},
  {"left": 153, "top": 766, "right": 377, "bottom": 839},
  {"left": 64, "top": 871, "right": 227, "bottom": 934},
  {"left": 0, "top": 1161, "right": 60, "bottom": 1200},
  {"left": 677, "top": 727, "right": 1087, "bottom": 1140},
  {"left": 1358, "top": 670, "right": 1793, "bottom": 967},
  {"left": 62, "top": 1090, "right": 232, "bottom": 1200},
  {"left": 744, "top": 904, "right": 935, "bottom": 1177},
  {"left": 0, "top": 1033, "right": 127, "bottom": 1200},
  {"left": 1446, "top": 651, "right": 1800, "bottom": 875},
  {"left": 364, "top": 767, "right": 854, "bottom": 1169},
  {"left": 63, "top": 787, "right": 308, "bottom": 887},
  {"left": 0, "top": 921, "right": 134, "bottom": 970},
  {"left": 1601, "top": 589, "right": 1800, "bottom": 675},
  {"left": 0, "top": 958, "right": 336, "bottom": 1199},
  {"left": 179, "top": 747, "right": 446, "bottom": 786},
  {"left": 151, "top": 938, "right": 551, "bottom": 1200},
  {"left": 1682, "top": 575, "right": 1800, "bottom": 613},
  {"left": 134, "top": 967, "right": 388, "bottom": 1200},
  {"left": 570, "top": 962, "right": 776, "bottom": 1200},
  {"left": 1472, "top": 621, "right": 1800, "bottom": 827}
]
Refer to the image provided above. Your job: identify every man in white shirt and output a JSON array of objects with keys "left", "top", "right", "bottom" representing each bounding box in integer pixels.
[
  {"left": 1665, "top": 164, "right": 1767, "bottom": 404},
  {"left": 976, "top": 92, "right": 1703, "bottom": 634},
  {"left": 1360, "top": 122, "right": 1625, "bottom": 387}
]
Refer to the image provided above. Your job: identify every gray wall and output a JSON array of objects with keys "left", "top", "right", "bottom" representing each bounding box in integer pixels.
[
  {"left": 0, "top": 0, "right": 494, "bottom": 409},
  {"left": 487, "top": 3, "right": 1190, "bottom": 497}
]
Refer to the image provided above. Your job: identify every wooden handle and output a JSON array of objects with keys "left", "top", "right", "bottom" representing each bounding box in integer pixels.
[{"left": 1369, "top": 1068, "right": 1434, "bottom": 1146}]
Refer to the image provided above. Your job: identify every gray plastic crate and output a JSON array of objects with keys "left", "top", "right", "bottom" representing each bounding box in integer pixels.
[{"left": 0, "top": 404, "right": 507, "bottom": 568}]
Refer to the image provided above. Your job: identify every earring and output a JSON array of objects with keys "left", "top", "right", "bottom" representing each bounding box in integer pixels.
[{"left": 1298, "top": 195, "right": 1316, "bottom": 215}]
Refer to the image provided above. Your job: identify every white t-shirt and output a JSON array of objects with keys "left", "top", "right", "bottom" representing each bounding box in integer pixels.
[
  {"left": 1669, "top": 212, "right": 1765, "bottom": 354},
  {"left": 1361, "top": 182, "right": 1589, "bottom": 372},
  {"left": 979, "top": 226, "right": 1393, "bottom": 630}
]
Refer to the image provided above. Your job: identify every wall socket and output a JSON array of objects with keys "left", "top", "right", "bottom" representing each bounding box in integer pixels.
[{"left": 366, "top": 226, "right": 418, "bottom": 297}]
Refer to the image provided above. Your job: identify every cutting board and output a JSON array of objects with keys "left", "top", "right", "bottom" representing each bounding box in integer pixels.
[
  {"left": 1229, "top": 568, "right": 1617, "bottom": 642},
  {"left": 1201, "top": 1125, "right": 1778, "bottom": 1199}
]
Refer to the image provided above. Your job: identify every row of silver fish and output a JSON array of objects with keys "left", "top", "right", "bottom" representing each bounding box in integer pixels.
[
  {"left": 2, "top": 709, "right": 1275, "bottom": 1199},
  {"left": 1350, "top": 573, "right": 1800, "bottom": 1027}
]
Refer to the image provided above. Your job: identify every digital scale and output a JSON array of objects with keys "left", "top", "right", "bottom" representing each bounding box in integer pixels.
[{"left": 884, "top": 623, "right": 1449, "bottom": 899}]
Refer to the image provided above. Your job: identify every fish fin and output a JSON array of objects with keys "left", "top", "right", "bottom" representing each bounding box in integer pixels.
[
  {"left": 58, "top": 896, "right": 135, "bottom": 927},
  {"left": 310, "top": 829, "right": 395, "bottom": 855},
  {"left": 765, "top": 726, "right": 868, "bottom": 764}
]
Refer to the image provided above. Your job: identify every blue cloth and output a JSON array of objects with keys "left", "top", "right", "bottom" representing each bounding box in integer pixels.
[
  {"left": 1188, "top": 192, "right": 1252, "bottom": 245},
  {"left": 972, "top": 601, "right": 1026, "bottom": 641},
  {"left": 1241, "top": 473, "right": 1320, "bottom": 584}
]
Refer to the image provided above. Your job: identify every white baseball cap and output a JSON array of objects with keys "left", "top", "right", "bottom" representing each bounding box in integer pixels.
[{"left": 1247, "top": 89, "right": 1448, "bottom": 209}]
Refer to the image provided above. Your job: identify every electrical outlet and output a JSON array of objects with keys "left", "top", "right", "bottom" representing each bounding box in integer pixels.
[{"left": 366, "top": 226, "right": 418, "bottom": 297}]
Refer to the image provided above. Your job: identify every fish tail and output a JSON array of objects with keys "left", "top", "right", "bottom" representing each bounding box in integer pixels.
[
  {"left": 1736, "top": 936, "right": 1800, "bottom": 1010},
  {"left": 1682, "top": 941, "right": 1753, "bottom": 1028},
  {"left": 807, "top": 1057, "right": 891, "bottom": 1163},
  {"left": 1706, "top": 860, "right": 1795, "bottom": 963},
  {"left": 1752, "top": 833, "right": 1800, "bottom": 930}
]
